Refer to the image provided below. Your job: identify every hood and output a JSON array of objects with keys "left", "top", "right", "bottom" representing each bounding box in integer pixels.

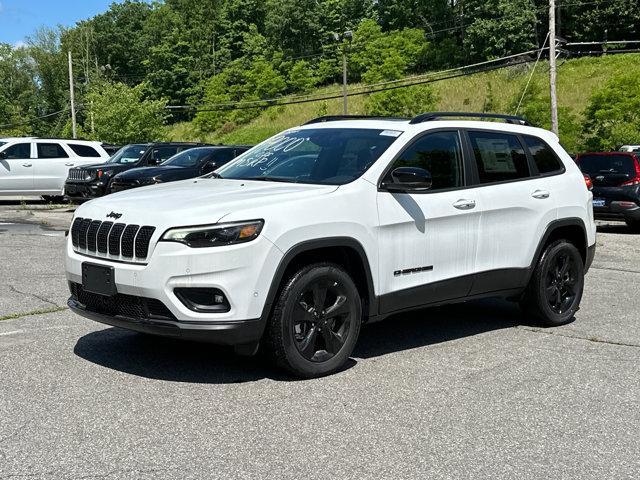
[
  {"left": 75, "top": 178, "right": 338, "bottom": 229},
  {"left": 74, "top": 162, "right": 133, "bottom": 174},
  {"left": 115, "top": 165, "right": 185, "bottom": 180}
]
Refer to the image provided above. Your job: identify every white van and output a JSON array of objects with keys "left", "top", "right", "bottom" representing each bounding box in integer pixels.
[{"left": 0, "top": 138, "right": 110, "bottom": 201}]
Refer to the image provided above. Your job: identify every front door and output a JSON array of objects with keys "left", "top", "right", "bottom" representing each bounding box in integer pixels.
[
  {"left": 376, "top": 130, "right": 480, "bottom": 314},
  {"left": 0, "top": 142, "right": 34, "bottom": 194}
]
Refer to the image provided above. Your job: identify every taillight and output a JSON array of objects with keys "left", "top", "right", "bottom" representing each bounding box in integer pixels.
[
  {"left": 620, "top": 157, "right": 640, "bottom": 186},
  {"left": 583, "top": 174, "right": 593, "bottom": 190}
]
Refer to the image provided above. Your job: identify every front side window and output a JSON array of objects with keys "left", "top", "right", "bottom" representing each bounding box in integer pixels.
[
  {"left": 107, "top": 144, "right": 147, "bottom": 164},
  {"left": 3, "top": 143, "right": 31, "bottom": 159},
  {"left": 216, "top": 128, "right": 401, "bottom": 185},
  {"left": 469, "top": 131, "right": 530, "bottom": 184},
  {"left": 388, "top": 131, "right": 463, "bottom": 190},
  {"left": 37, "top": 143, "right": 68, "bottom": 159},
  {"left": 523, "top": 136, "right": 563, "bottom": 174}
]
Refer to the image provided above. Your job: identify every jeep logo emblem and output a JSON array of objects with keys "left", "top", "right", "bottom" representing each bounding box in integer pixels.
[{"left": 106, "top": 211, "right": 122, "bottom": 220}]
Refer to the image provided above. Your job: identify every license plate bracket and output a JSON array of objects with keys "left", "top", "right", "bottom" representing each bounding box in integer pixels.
[
  {"left": 82, "top": 263, "right": 117, "bottom": 297},
  {"left": 592, "top": 198, "right": 606, "bottom": 208}
]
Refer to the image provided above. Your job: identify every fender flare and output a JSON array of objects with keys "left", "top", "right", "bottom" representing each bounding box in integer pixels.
[{"left": 259, "top": 237, "right": 377, "bottom": 323}]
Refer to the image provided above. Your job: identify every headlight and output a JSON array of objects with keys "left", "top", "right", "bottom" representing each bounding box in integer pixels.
[{"left": 161, "top": 220, "right": 264, "bottom": 248}]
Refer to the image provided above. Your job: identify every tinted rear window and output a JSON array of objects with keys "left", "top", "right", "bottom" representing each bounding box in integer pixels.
[
  {"left": 468, "top": 131, "right": 530, "bottom": 183},
  {"left": 69, "top": 144, "right": 101, "bottom": 157},
  {"left": 578, "top": 155, "right": 635, "bottom": 176},
  {"left": 37, "top": 143, "right": 68, "bottom": 159}
]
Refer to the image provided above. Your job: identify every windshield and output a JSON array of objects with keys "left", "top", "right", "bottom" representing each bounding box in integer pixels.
[
  {"left": 162, "top": 148, "right": 213, "bottom": 167},
  {"left": 215, "top": 128, "right": 402, "bottom": 185},
  {"left": 107, "top": 144, "right": 147, "bottom": 164},
  {"left": 579, "top": 154, "right": 636, "bottom": 176}
]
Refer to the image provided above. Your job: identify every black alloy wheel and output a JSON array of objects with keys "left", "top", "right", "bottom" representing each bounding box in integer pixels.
[
  {"left": 265, "top": 263, "right": 362, "bottom": 378},
  {"left": 292, "top": 278, "right": 354, "bottom": 362},
  {"left": 544, "top": 250, "right": 580, "bottom": 314}
]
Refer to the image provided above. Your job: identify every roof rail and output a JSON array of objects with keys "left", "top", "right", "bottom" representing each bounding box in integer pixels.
[
  {"left": 304, "top": 115, "right": 409, "bottom": 125},
  {"left": 409, "top": 112, "right": 532, "bottom": 126}
]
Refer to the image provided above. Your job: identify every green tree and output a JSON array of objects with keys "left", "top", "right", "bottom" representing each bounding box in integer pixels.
[
  {"left": 582, "top": 73, "right": 640, "bottom": 150},
  {"left": 85, "top": 81, "right": 168, "bottom": 143},
  {"left": 462, "top": 0, "right": 538, "bottom": 61},
  {"left": 0, "top": 44, "right": 39, "bottom": 136}
]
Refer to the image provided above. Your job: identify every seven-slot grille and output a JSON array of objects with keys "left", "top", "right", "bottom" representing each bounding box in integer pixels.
[
  {"left": 68, "top": 169, "right": 90, "bottom": 181},
  {"left": 71, "top": 217, "right": 156, "bottom": 261}
]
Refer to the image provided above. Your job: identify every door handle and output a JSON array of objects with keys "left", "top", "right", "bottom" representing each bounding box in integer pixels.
[
  {"left": 65, "top": 163, "right": 74, "bottom": 166},
  {"left": 453, "top": 199, "right": 476, "bottom": 210},
  {"left": 532, "top": 189, "right": 550, "bottom": 199},
  {"left": 22, "top": 163, "right": 32, "bottom": 167}
]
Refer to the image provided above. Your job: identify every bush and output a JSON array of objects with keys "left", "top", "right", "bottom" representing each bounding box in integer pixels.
[
  {"left": 365, "top": 85, "right": 437, "bottom": 117},
  {"left": 582, "top": 73, "right": 640, "bottom": 150}
]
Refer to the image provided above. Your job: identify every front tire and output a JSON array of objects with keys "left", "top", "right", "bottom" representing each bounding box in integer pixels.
[
  {"left": 521, "top": 240, "right": 584, "bottom": 326},
  {"left": 41, "top": 195, "right": 66, "bottom": 204},
  {"left": 625, "top": 219, "right": 640, "bottom": 232},
  {"left": 265, "top": 263, "right": 362, "bottom": 378}
]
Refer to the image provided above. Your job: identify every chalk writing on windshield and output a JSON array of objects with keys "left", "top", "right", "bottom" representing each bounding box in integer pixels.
[{"left": 233, "top": 134, "right": 310, "bottom": 171}]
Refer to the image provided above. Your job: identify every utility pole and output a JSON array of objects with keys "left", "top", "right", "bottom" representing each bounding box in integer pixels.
[
  {"left": 549, "top": 0, "right": 559, "bottom": 135},
  {"left": 342, "top": 47, "right": 348, "bottom": 115},
  {"left": 68, "top": 51, "right": 77, "bottom": 139},
  {"left": 332, "top": 31, "right": 352, "bottom": 115}
]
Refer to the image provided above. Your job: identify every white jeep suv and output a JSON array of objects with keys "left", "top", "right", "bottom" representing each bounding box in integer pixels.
[
  {"left": 0, "top": 138, "right": 110, "bottom": 200},
  {"left": 65, "top": 113, "right": 596, "bottom": 377}
]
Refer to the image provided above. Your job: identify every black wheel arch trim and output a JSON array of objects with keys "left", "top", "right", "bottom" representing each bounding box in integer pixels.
[
  {"left": 526, "top": 217, "right": 591, "bottom": 283},
  {"left": 259, "top": 237, "right": 377, "bottom": 324}
]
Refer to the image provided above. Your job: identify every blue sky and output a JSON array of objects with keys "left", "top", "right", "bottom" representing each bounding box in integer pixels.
[{"left": 0, "top": 0, "right": 136, "bottom": 46}]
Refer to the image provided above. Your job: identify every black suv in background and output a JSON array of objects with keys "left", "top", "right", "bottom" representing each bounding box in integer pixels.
[
  {"left": 576, "top": 152, "right": 640, "bottom": 230},
  {"left": 108, "top": 145, "right": 251, "bottom": 193},
  {"left": 64, "top": 142, "right": 207, "bottom": 202}
]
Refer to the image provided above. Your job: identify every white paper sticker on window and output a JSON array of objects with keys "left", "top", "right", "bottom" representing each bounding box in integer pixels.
[{"left": 380, "top": 130, "right": 403, "bottom": 137}]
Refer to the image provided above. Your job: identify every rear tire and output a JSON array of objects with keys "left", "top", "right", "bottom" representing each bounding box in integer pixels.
[
  {"left": 521, "top": 240, "right": 584, "bottom": 327},
  {"left": 264, "top": 262, "right": 362, "bottom": 378}
]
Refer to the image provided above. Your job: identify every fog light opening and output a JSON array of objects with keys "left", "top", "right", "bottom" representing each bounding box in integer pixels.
[{"left": 174, "top": 287, "right": 231, "bottom": 313}]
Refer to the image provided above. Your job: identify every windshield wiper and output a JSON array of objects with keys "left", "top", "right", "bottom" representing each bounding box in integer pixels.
[
  {"left": 206, "top": 172, "right": 223, "bottom": 179},
  {"left": 240, "top": 176, "right": 298, "bottom": 183}
]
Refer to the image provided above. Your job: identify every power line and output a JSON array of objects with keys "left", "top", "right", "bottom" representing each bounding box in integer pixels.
[{"left": 0, "top": 106, "right": 70, "bottom": 130}]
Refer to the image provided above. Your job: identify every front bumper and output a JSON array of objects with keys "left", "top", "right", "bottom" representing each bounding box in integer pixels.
[
  {"left": 65, "top": 233, "right": 284, "bottom": 328},
  {"left": 64, "top": 181, "right": 107, "bottom": 201},
  {"left": 68, "top": 297, "right": 264, "bottom": 344}
]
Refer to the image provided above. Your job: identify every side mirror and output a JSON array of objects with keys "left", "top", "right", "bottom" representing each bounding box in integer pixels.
[
  {"left": 382, "top": 167, "right": 432, "bottom": 193},
  {"left": 0, "top": 151, "right": 6, "bottom": 160},
  {"left": 201, "top": 161, "right": 217, "bottom": 174}
]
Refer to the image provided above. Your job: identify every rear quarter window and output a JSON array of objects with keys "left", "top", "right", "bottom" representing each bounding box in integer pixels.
[
  {"left": 523, "top": 136, "right": 564, "bottom": 174},
  {"left": 69, "top": 144, "right": 101, "bottom": 157}
]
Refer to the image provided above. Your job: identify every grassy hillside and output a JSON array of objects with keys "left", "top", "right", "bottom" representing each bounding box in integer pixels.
[{"left": 166, "top": 54, "right": 640, "bottom": 151}]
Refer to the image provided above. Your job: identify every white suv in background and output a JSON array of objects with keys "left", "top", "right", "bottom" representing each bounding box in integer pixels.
[
  {"left": 65, "top": 112, "right": 597, "bottom": 378},
  {"left": 0, "top": 138, "right": 110, "bottom": 201}
]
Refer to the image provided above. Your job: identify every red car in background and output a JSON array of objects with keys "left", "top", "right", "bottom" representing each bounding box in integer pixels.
[{"left": 575, "top": 151, "right": 640, "bottom": 231}]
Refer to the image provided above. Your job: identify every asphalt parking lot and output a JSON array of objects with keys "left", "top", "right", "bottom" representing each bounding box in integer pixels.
[{"left": 1, "top": 199, "right": 639, "bottom": 479}]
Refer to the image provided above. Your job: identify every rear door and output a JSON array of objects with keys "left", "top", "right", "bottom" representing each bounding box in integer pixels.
[
  {"left": 34, "top": 142, "right": 74, "bottom": 193},
  {"left": 467, "top": 130, "right": 557, "bottom": 293},
  {"left": 0, "top": 142, "right": 34, "bottom": 193}
]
